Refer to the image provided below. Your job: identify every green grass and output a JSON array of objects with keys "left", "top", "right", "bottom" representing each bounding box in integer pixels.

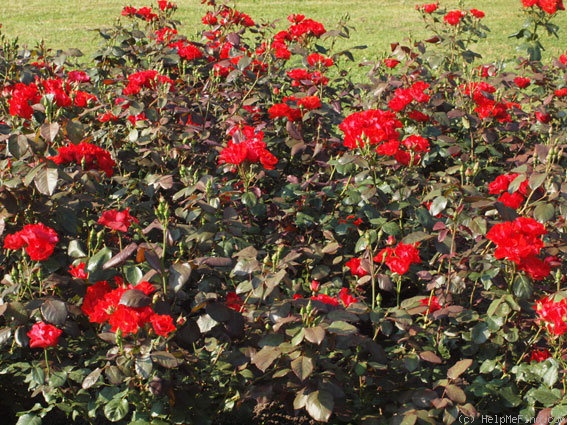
[{"left": 1, "top": 0, "right": 567, "bottom": 66}]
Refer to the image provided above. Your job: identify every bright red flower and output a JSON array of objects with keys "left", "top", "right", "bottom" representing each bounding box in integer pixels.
[
  {"left": 226, "top": 292, "right": 244, "bottom": 311},
  {"left": 486, "top": 217, "right": 546, "bottom": 264},
  {"left": 98, "top": 208, "right": 139, "bottom": 232},
  {"left": 535, "top": 111, "right": 552, "bottom": 123},
  {"left": 69, "top": 262, "right": 88, "bottom": 279},
  {"left": 81, "top": 280, "right": 113, "bottom": 322},
  {"left": 169, "top": 40, "right": 203, "bottom": 60},
  {"left": 307, "top": 53, "right": 334, "bottom": 67},
  {"left": 420, "top": 296, "right": 442, "bottom": 313},
  {"left": 555, "top": 88, "right": 567, "bottom": 97},
  {"left": 345, "top": 257, "right": 368, "bottom": 278},
  {"left": 338, "top": 288, "right": 358, "bottom": 307},
  {"left": 310, "top": 280, "right": 320, "bottom": 292},
  {"left": 150, "top": 313, "right": 176, "bottom": 337},
  {"left": 218, "top": 125, "right": 278, "bottom": 170},
  {"left": 339, "top": 109, "right": 402, "bottom": 149},
  {"left": 383, "top": 58, "right": 400, "bottom": 68},
  {"left": 67, "top": 70, "right": 91, "bottom": 83},
  {"left": 3, "top": 223, "right": 59, "bottom": 261},
  {"left": 417, "top": 2, "right": 439, "bottom": 13},
  {"left": 42, "top": 78, "right": 72, "bottom": 107},
  {"left": 311, "top": 293, "right": 340, "bottom": 306},
  {"left": 470, "top": 8, "right": 485, "bottom": 18},
  {"left": 518, "top": 255, "right": 551, "bottom": 280},
  {"left": 27, "top": 322, "right": 63, "bottom": 348},
  {"left": 109, "top": 304, "right": 141, "bottom": 335},
  {"left": 535, "top": 296, "right": 567, "bottom": 336},
  {"left": 514, "top": 76, "right": 531, "bottom": 88},
  {"left": 530, "top": 348, "right": 551, "bottom": 362},
  {"left": 157, "top": 0, "right": 176, "bottom": 11},
  {"left": 7, "top": 82, "right": 41, "bottom": 119},
  {"left": 444, "top": 10, "right": 466, "bottom": 25},
  {"left": 374, "top": 242, "right": 421, "bottom": 275},
  {"left": 48, "top": 141, "right": 116, "bottom": 177}
]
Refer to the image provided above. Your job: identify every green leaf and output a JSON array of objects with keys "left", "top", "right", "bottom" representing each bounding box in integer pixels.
[
  {"left": 512, "top": 274, "right": 533, "bottom": 300},
  {"left": 471, "top": 322, "right": 490, "bottom": 344},
  {"left": 305, "top": 390, "right": 334, "bottom": 422},
  {"left": 529, "top": 173, "right": 547, "bottom": 190},
  {"left": 87, "top": 247, "right": 113, "bottom": 276},
  {"left": 168, "top": 263, "right": 192, "bottom": 293},
  {"left": 103, "top": 397, "right": 129, "bottom": 422},
  {"left": 291, "top": 356, "right": 314, "bottom": 382},
  {"left": 401, "top": 231, "right": 431, "bottom": 245},
  {"left": 327, "top": 320, "right": 357, "bottom": 336},
  {"left": 533, "top": 203, "right": 554, "bottom": 223},
  {"left": 15, "top": 414, "right": 42, "bottom": 425},
  {"left": 135, "top": 356, "right": 153, "bottom": 379},
  {"left": 8, "top": 134, "right": 30, "bottom": 159}
]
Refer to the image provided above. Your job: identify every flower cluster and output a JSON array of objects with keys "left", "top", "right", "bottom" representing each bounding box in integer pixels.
[
  {"left": 5, "top": 82, "right": 41, "bottom": 119},
  {"left": 48, "top": 141, "right": 116, "bottom": 177},
  {"left": 374, "top": 242, "right": 421, "bottom": 275},
  {"left": 122, "top": 70, "right": 175, "bottom": 96},
  {"left": 218, "top": 125, "right": 278, "bottom": 170},
  {"left": 339, "top": 109, "right": 403, "bottom": 149},
  {"left": 535, "top": 295, "right": 567, "bottom": 336},
  {"left": 488, "top": 173, "right": 529, "bottom": 209},
  {"left": 486, "top": 217, "right": 551, "bottom": 280},
  {"left": 461, "top": 81, "right": 515, "bottom": 123},
  {"left": 3, "top": 223, "right": 59, "bottom": 261},
  {"left": 82, "top": 279, "right": 176, "bottom": 337},
  {"left": 268, "top": 95, "right": 322, "bottom": 122},
  {"left": 522, "top": 0, "right": 565, "bottom": 14},
  {"left": 388, "top": 81, "right": 430, "bottom": 112},
  {"left": 121, "top": 5, "right": 159, "bottom": 21},
  {"left": 308, "top": 287, "right": 358, "bottom": 307}
]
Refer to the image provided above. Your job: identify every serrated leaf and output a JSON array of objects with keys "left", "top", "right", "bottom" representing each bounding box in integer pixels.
[
  {"left": 82, "top": 368, "right": 102, "bottom": 390},
  {"left": 41, "top": 299, "right": 68, "bottom": 326},
  {"left": 291, "top": 356, "right": 314, "bottom": 382},
  {"left": 151, "top": 351, "right": 179, "bottom": 368},
  {"left": 102, "top": 243, "right": 138, "bottom": 269},
  {"left": 447, "top": 359, "right": 472, "bottom": 380},
  {"left": 135, "top": 356, "right": 153, "bottom": 379},
  {"left": 8, "top": 134, "right": 30, "bottom": 159},
  {"left": 104, "top": 397, "right": 129, "bottom": 422},
  {"left": 305, "top": 390, "right": 334, "bottom": 422},
  {"left": 119, "top": 289, "right": 151, "bottom": 308},
  {"left": 251, "top": 346, "right": 281, "bottom": 372}
]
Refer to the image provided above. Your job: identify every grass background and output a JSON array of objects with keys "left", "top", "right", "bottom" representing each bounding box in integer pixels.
[{"left": 1, "top": 0, "right": 566, "bottom": 66}]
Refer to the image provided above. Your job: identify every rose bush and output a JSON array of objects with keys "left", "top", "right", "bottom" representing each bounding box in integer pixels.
[{"left": 0, "top": 0, "right": 567, "bottom": 423}]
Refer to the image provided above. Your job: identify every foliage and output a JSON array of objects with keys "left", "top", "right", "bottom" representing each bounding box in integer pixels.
[{"left": 0, "top": 0, "right": 567, "bottom": 424}]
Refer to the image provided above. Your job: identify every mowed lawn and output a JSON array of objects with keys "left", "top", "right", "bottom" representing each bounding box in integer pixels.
[{"left": 1, "top": 0, "right": 566, "bottom": 65}]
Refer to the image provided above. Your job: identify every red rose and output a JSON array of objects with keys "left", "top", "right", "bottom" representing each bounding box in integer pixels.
[
  {"left": 311, "top": 293, "right": 340, "bottom": 306},
  {"left": 470, "top": 8, "right": 485, "bottom": 18},
  {"left": 345, "top": 257, "right": 368, "bottom": 277},
  {"left": 444, "top": 10, "right": 466, "bottom": 26},
  {"left": 150, "top": 314, "right": 176, "bottom": 337},
  {"left": 28, "top": 322, "right": 63, "bottom": 348},
  {"left": 383, "top": 58, "right": 400, "bottom": 68},
  {"left": 420, "top": 296, "right": 442, "bottom": 313},
  {"left": 98, "top": 208, "right": 139, "bottom": 232},
  {"left": 69, "top": 262, "right": 88, "bottom": 279},
  {"left": 514, "top": 76, "right": 531, "bottom": 88},
  {"left": 530, "top": 348, "right": 551, "bottom": 362},
  {"left": 3, "top": 223, "right": 59, "bottom": 261},
  {"left": 226, "top": 292, "right": 244, "bottom": 311},
  {"left": 338, "top": 288, "right": 358, "bottom": 307}
]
